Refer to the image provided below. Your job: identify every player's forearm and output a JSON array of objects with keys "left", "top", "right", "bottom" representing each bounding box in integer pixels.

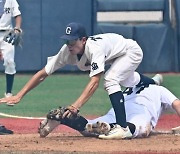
[
  {"left": 72, "top": 74, "right": 102, "bottom": 109},
  {"left": 17, "top": 69, "right": 48, "bottom": 99},
  {"left": 172, "top": 99, "right": 180, "bottom": 117},
  {"left": 14, "top": 15, "right": 22, "bottom": 29},
  {"left": 73, "top": 80, "right": 99, "bottom": 108},
  {"left": 0, "top": 51, "right": 2, "bottom": 60}
]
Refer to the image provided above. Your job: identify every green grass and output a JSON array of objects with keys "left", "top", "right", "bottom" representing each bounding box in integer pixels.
[{"left": 0, "top": 73, "right": 180, "bottom": 117}]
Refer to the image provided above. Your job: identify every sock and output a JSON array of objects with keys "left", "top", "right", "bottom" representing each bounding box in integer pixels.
[
  {"left": 6, "top": 74, "right": 14, "bottom": 93},
  {"left": 127, "top": 122, "right": 136, "bottom": 134},
  {"left": 136, "top": 73, "right": 155, "bottom": 87},
  {"left": 61, "top": 115, "right": 88, "bottom": 131},
  {"left": 109, "top": 91, "right": 127, "bottom": 128}
]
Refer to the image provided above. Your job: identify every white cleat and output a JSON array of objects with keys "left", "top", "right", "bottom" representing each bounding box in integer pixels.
[
  {"left": 85, "top": 121, "right": 111, "bottom": 135},
  {"left": 38, "top": 118, "right": 60, "bottom": 137},
  {"left": 152, "top": 74, "right": 163, "bottom": 86},
  {"left": 4, "top": 93, "right": 13, "bottom": 98},
  {"left": 99, "top": 124, "right": 132, "bottom": 140}
]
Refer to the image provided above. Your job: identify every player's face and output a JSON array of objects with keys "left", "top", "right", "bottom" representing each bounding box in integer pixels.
[{"left": 66, "top": 37, "right": 86, "bottom": 55}]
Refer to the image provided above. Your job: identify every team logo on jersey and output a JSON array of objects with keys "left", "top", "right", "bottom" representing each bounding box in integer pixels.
[
  {"left": 91, "top": 62, "right": 98, "bottom": 70},
  {"left": 66, "top": 26, "right": 71, "bottom": 35},
  {"left": 4, "top": 8, "right": 10, "bottom": 14}
]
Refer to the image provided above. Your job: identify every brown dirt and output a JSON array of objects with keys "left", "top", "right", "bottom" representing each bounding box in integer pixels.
[{"left": 0, "top": 114, "right": 180, "bottom": 154}]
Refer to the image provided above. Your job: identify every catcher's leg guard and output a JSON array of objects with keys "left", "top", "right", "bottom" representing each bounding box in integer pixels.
[{"left": 38, "top": 118, "right": 60, "bottom": 138}]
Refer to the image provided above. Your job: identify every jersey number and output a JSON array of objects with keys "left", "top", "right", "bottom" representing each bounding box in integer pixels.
[
  {"left": 123, "top": 84, "right": 150, "bottom": 95},
  {"left": 89, "top": 36, "right": 102, "bottom": 41}
]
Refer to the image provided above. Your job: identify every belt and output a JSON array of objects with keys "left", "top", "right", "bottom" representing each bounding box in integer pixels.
[{"left": 0, "top": 30, "right": 8, "bottom": 32}]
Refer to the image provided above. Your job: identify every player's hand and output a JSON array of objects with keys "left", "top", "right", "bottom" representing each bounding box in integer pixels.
[
  {"left": 0, "top": 95, "right": 21, "bottom": 106},
  {"left": 3, "top": 28, "right": 23, "bottom": 46},
  {"left": 62, "top": 105, "right": 80, "bottom": 119}
]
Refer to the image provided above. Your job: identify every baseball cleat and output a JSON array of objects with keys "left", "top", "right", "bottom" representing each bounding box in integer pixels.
[
  {"left": 98, "top": 124, "right": 132, "bottom": 140},
  {"left": 85, "top": 121, "right": 111, "bottom": 135},
  {"left": 152, "top": 74, "right": 163, "bottom": 86},
  {"left": 38, "top": 118, "right": 60, "bottom": 137},
  {"left": 4, "top": 93, "right": 13, "bottom": 98},
  {"left": 0, "top": 125, "right": 13, "bottom": 135}
]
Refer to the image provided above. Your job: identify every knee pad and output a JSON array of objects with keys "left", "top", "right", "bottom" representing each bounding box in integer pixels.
[{"left": 4, "top": 59, "right": 16, "bottom": 74}]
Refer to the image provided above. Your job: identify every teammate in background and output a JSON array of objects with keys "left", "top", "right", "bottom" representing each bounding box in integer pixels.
[
  {"left": 0, "top": 0, "right": 22, "bottom": 97},
  {"left": 0, "top": 22, "right": 162, "bottom": 139},
  {"left": 39, "top": 78, "right": 180, "bottom": 139},
  {"left": 0, "top": 0, "right": 22, "bottom": 135}
]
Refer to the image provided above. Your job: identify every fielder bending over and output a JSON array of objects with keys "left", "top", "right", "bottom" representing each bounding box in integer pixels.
[{"left": 0, "top": 22, "right": 162, "bottom": 139}]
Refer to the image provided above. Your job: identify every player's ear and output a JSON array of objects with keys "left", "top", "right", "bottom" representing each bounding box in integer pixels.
[{"left": 81, "top": 37, "right": 87, "bottom": 45}]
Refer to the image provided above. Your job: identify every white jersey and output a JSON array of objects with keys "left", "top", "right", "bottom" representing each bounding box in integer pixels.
[
  {"left": 123, "top": 85, "right": 177, "bottom": 127},
  {"left": 45, "top": 33, "right": 138, "bottom": 77},
  {"left": 88, "top": 85, "right": 178, "bottom": 137},
  {"left": 0, "top": 0, "right": 21, "bottom": 30}
]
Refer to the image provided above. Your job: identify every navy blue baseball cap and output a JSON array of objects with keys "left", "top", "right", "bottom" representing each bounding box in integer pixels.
[{"left": 61, "top": 22, "right": 87, "bottom": 41}]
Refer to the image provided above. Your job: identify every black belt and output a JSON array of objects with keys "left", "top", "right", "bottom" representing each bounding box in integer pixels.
[{"left": 0, "top": 30, "right": 7, "bottom": 32}]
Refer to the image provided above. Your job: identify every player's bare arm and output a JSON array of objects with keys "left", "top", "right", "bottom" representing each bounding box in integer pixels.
[
  {"left": 72, "top": 72, "right": 102, "bottom": 108},
  {"left": 172, "top": 99, "right": 180, "bottom": 116},
  {"left": 63, "top": 72, "right": 102, "bottom": 118},
  {"left": 14, "top": 15, "right": 22, "bottom": 30},
  {"left": 0, "top": 50, "right": 3, "bottom": 60},
  {"left": 0, "top": 68, "right": 48, "bottom": 105}
]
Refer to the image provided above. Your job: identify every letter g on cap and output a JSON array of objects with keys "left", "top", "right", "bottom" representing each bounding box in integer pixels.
[{"left": 66, "top": 27, "right": 71, "bottom": 35}]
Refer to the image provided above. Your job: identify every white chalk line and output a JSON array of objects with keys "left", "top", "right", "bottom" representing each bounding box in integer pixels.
[{"left": 0, "top": 112, "right": 45, "bottom": 120}]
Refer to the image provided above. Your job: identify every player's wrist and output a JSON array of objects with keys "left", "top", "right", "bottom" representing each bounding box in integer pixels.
[
  {"left": 14, "top": 27, "right": 22, "bottom": 33},
  {"left": 70, "top": 105, "right": 80, "bottom": 113},
  {"left": 16, "top": 93, "right": 23, "bottom": 100}
]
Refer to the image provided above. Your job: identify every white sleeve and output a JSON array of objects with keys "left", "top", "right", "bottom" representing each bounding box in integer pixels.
[
  {"left": 45, "top": 46, "right": 67, "bottom": 75},
  {"left": 89, "top": 46, "right": 105, "bottom": 77},
  {"left": 159, "top": 86, "right": 178, "bottom": 106},
  {"left": 11, "top": 0, "right": 21, "bottom": 17}
]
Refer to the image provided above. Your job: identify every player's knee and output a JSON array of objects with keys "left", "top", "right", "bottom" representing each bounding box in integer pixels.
[
  {"left": 104, "top": 74, "right": 121, "bottom": 95},
  {"left": 4, "top": 59, "right": 16, "bottom": 74}
]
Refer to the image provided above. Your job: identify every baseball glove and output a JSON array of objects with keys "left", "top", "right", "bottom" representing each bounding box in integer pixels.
[
  {"left": 38, "top": 106, "right": 86, "bottom": 137},
  {"left": 47, "top": 106, "right": 67, "bottom": 121},
  {"left": 3, "top": 28, "right": 23, "bottom": 46},
  {"left": 47, "top": 106, "right": 79, "bottom": 120},
  {"left": 38, "top": 107, "right": 67, "bottom": 137}
]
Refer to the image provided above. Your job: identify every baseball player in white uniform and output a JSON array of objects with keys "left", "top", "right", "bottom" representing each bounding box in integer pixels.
[
  {"left": 0, "top": 22, "right": 161, "bottom": 139},
  {"left": 37, "top": 78, "right": 180, "bottom": 139},
  {"left": 0, "top": 0, "right": 22, "bottom": 97},
  {"left": 88, "top": 84, "right": 180, "bottom": 139}
]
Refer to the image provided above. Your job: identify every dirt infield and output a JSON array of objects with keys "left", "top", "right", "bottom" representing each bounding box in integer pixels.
[{"left": 0, "top": 114, "right": 180, "bottom": 154}]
